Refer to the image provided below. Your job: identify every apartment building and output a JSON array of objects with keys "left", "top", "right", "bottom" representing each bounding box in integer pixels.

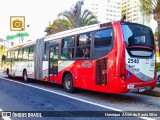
[
  {"left": 121, "top": 0, "right": 148, "bottom": 25},
  {"left": 84, "top": 0, "right": 121, "bottom": 22}
]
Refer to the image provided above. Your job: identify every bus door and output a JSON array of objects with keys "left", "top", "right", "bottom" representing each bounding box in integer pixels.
[{"left": 48, "top": 44, "right": 58, "bottom": 82}]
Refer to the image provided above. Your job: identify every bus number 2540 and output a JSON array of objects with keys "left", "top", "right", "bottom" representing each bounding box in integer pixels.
[{"left": 128, "top": 58, "right": 139, "bottom": 64}]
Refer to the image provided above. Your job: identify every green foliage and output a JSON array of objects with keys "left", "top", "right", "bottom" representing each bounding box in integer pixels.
[
  {"left": 156, "top": 62, "right": 160, "bottom": 72},
  {"left": 140, "top": 0, "right": 160, "bottom": 16},
  {"left": 44, "top": 19, "right": 69, "bottom": 35},
  {"left": 140, "top": 0, "right": 160, "bottom": 53},
  {"left": 45, "top": 1, "right": 98, "bottom": 35},
  {"left": 140, "top": 0, "right": 153, "bottom": 16},
  {"left": 154, "top": 30, "right": 158, "bottom": 39},
  {"left": 140, "top": 0, "right": 160, "bottom": 26},
  {"left": 59, "top": 1, "right": 98, "bottom": 28}
]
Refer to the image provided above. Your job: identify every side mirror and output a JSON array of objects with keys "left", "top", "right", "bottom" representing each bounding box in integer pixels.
[{"left": 2, "top": 55, "right": 6, "bottom": 61}]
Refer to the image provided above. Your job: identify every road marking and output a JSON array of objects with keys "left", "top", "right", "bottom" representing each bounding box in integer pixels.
[
  {"left": 0, "top": 77, "right": 156, "bottom": 120},
  {"left": 0, "top": 108, "right": 12, "bottom": 120}
]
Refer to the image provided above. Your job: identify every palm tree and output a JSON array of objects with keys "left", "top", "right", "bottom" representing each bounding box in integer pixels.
[
  {"left": 45, "top": 1, "right": 98, "bottom": 35},
  {"left": 58, "top": 0, "right": 98, "bottom": 28},
  {"left": 140, "top": 0, "right": 160, "bottom": 51}
]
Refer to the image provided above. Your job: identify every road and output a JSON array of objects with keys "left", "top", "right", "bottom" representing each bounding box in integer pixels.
[{"left": 0, "top": 73, "right": 159, "bottom": 120}]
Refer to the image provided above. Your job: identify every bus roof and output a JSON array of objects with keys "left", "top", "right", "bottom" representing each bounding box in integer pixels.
[
  {"left": 120, "top": 21, "right": 152, "bottom": 30},
  {"left": 44, "top": 22, "right": 112, "bottom": 41},
  {"left": 7, "top": 21, "right": 152, "bottom": 51},
  {"left": 7, "top": 43, "right": 25, "bottom": 51},
  {"left": 44, "top": 21, "right": 151, "bottom": 42},
  {"left": 7, "top": 41, "right": 36, "bottom": 51}
]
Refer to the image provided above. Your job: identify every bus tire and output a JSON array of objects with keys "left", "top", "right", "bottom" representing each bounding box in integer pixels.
[
  {"left": 63, "top": 74, "right": 74, "bottom": 93},
  {"left": 23, "top": 70, "right": 28, "bottom": 82}
]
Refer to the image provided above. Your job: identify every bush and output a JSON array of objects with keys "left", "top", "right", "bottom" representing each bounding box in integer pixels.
[{"left": 156, "top": 62, "right": 160, "bottom": 72}]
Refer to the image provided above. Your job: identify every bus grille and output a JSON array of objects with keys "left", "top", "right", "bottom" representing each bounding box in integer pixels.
[{"left": 96, "top": 58, "right": 107, "bottom": 85}]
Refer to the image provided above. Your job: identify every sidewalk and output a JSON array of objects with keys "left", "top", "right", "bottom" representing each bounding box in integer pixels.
[
  {"left": 150, "top": 86, "right": 160, "bottom": 97},
  {"left": 0, "top": 70, "right": 7, "bottom": 78},
  {"left": 139, "top": 85, "right": 160, "bottom": 97}
]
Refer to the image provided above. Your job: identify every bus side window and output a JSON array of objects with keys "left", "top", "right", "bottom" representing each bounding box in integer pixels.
[
  {"left": 23, "top": 47, "right": 29, "bottom": 60},
  {"left": 29, "top": 46, "right": 34, "bottom": 61},
  {"left": 94, "top": 28, "right": 113, "bottom": 59},
  {"left": 10, "top": 50, "right": 15, "bottom": 60},
  {"left": 18, "top": 49, "right": 23, "bottom": 61},
  {"left": 43, "top": 43, "right": 48, "bottom": 61},
  {"left": 14, "top": 49, "right": 19, "bottom": 61},
  {"left": 61, "top": 36, "right": 75, "bottom": 59},
  {"left": 76, "top": 36, "right": 83, "bottom": 58},
  {"left": 76, "top": 33, "right": 91, "bottom": 59},
  {"left": 94, "top": 29, "right": 112, "bottom": 48}
]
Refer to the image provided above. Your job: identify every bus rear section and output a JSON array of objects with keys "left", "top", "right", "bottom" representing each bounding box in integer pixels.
[
  {"left": 89, "top": 22, "right": 156, "bottom": 94},
  {"left": 117, "top": 23, "right": 156, "bottom": 93}
]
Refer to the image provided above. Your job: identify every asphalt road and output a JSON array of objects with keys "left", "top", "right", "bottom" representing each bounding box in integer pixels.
[{"left": 0, "top": 74, "right": 159, "bottom": 120}]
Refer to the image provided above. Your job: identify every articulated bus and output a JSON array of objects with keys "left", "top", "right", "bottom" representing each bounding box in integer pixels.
[{"left": 3, "top": 21, "right": 156, "bottom": 93}]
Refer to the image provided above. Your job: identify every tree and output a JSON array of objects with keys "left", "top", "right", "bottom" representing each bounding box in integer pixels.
[
  {"left": 45, "top": 1, "right": 98, "bottom": 35},
  {"left": 140, "top": 0, "right": 160, "bottom": 51},
  {"left": 44, "top": 19, "right": 69, "bottom": 35},
  {"left": 59, "top": 1, "right": 98, "bottom": 28},
  {"left": 154, "top": 28, "right": 158, "bottom": 39}
]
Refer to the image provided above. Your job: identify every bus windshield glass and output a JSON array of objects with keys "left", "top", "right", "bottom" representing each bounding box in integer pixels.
[{"left": 121, "top": 24, "right": 154, "bottom": 49}]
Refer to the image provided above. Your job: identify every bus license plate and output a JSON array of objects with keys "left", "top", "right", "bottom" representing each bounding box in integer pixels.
[{"left": 139, "top": 87, "right": 145, "bottom": 92}]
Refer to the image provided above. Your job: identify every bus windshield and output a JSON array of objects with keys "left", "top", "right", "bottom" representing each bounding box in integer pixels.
[{"left": 121, "top": 24, "right": 154, "bottom": 49}]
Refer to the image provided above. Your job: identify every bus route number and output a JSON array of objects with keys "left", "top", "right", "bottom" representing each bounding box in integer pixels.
[
  {"left": 128, "top": 58, "right": 139, "bottom": 64},
  {"left": 82, "top": 61, "right": 92, "bottom": 68}
]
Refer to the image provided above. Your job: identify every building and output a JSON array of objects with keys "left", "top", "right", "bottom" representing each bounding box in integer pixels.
[
  {"left": 121, "top": 0, "right": 148, "bottom": 25},
  {"left": 84, "top": 0, "right": 121, "bottom": 23}
]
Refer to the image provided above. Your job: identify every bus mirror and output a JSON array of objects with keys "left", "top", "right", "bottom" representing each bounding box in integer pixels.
[{"left": 2, "top": 55, "right": 6, "bottom": 61}]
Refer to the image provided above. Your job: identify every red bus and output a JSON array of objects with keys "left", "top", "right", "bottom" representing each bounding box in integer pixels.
[{"left": 3, "top": 21, "right": 156, "bottom": 93}]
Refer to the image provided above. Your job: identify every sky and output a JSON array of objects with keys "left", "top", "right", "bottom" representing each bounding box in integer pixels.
[
  {"left": 0, "top": 0, "right": 158, "bottom": 41},
  {"left": 0, "top": 0, "right": 78, "bottom": 40}
]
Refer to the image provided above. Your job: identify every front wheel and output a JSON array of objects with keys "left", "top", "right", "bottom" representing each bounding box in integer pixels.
[
  {"left": 23, "top": 70, "right": 29, "bottom": 82},
  {"left": 63, "top": 74, "right": 74, "bottom": 93}
]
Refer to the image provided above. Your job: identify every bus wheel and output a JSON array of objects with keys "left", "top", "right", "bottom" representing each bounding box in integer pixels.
[
  {"left": 63, "top": 74, "right": 74, "bottom": 93},
  {"left": 23, "top": 70, "right": 28, "bottom": 82}
]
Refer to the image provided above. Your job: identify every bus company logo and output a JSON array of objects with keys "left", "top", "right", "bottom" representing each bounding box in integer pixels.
[
  {"left": 10, "top": 16, "right": 25, "bottom": 31},
  {"left": 81, "top": 61, "right": 92, "bottom": 68}
]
